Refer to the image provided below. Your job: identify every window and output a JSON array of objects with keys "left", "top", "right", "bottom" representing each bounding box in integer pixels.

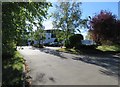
[{"left": 51, "top": 34, "right": 56, "bottom": 38}]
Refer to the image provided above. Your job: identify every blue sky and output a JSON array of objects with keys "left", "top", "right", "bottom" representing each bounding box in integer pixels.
[
  {"left": 42, "top": 2, "right": 119, "bottom": 39},
  {"left": 81, "top": 2, "right": 118, "bottom": 19}
]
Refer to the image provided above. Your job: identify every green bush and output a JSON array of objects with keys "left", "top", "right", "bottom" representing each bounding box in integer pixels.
[
  {"left": 69, "top": 34, "right": 84, "bottom": 49},
  {"left": 79, "top": 45, "right": 97, "bottom": 49},
  {"left": 2, "top": 41, "right": 17, "bottom": 60},
  {"left": 64, "top": 40, "right": 73, "bottom": 48},
  {"left": 2, "top": 51, "right": 24, "bottom": 86},
  {"left": 33, "top": 44, "right": 43, "bottom": 48}
]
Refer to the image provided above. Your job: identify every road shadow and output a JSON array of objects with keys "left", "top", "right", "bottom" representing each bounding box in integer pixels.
[
  {"left": 80, "top": 48, "right": 119, "bottom": 78},
  {"left": 31, "top": 47, "right": 67, "bottom": 59},
  {"left": 73, "top": 54, "right": 120, "bottom": 78},
  {"left": 31, "top": 46, "right": 120, "bottom": 78},
  {"left": 32, "top": 73, "right": 46, "bottom": 84},
  {"left": 71, "top": 46, "right": 120, "bottom": 78},
  {"left": 32, "top": 72, "right": 56, "bottom": 85},
  {"left": 77, "top": 48, "right": 114, "bottom": 57}
]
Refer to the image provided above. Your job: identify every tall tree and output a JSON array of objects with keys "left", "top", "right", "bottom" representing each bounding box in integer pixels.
[
  {"left": 2, "top": 2, "right": 52, "bottom": 57},
  {"left": 53, "top": 29, "right": 65, "bottom": 43},
  {"left": 33, "top": 27, "right": 45, "bottom": 47},
  {"left": 89, "top": 10, "right": 120, "bottom": 45},
  {"left": 52, "top": 2, "right": 83, "bottom": 42}
]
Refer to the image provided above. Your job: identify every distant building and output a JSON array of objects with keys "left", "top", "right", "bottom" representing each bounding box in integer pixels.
[
  {"left": 43, "top": 29, "right": 56, "bottom": 44},
  {"left": 81, "top": 40, "right": 96, "bottom": 45},
  {"left": 32, "top": 29, "right": 57, "bottom": 45}
]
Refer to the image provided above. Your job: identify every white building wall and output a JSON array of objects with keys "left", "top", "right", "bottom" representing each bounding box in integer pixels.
[
  {"left": 33, "top": 30, "right": 57, "bottom": 44},
  {"left": 43, "top": 33, "right": 56, "bottom": 44}
]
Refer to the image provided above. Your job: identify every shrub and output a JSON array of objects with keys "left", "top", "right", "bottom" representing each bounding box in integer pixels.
[
  {"left": 33, "top": 44, "right": 43, "bottom": 48},
  {"left": 44, "top": 43, "right": 50, "bottom": 46},
  {"left": 69, "top": 34, "right": 84, "bottom": 49},
  {"left": 64, "top": 40, "right": 73, "bottom": 48},
  {"left": 79, "top": 45, "right": 97, "bottom": 49},
  {"left": 2, "top": 51, "right": 24, "bottom": 86},
  {"left": 2, "top": 41, "right": 17, "bottom": 60}
]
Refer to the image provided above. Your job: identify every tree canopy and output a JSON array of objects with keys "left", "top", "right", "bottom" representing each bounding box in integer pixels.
[
  {"left": 2, "top": 2, "right": 52, "bottom": 57},
  {"left": 52, "top": 2, "right": 84, "bottom": 42},
  {"left": 89, "top": 10, "right": 120, "bottom": 45}
]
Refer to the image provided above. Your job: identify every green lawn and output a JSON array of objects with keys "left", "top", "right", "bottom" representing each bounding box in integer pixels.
[
  {"left": 57, "top": 48, "right": 82, "bottom": 55},
  {"left": 58, "top": 45, "right": 120, "bottom": 55},
  {"left": 96, "top": 45, "right": 120, "bottom": 52},
  {"left": 2, "top": 51, "right": 24, "bottom": 86}
]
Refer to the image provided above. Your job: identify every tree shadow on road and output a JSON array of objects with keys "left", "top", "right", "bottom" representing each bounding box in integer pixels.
[
  {"left": 31, "top": 47, "right": 67, "bottom": 59},
  {"left": 73, "top": 54, "right": 120, "bottom": 78},
  {"left": 32, "top": 72, "right": 56, "bottom": 85},
  {"left": 31, "top": 47, "right": 120, "bottom": 78}
]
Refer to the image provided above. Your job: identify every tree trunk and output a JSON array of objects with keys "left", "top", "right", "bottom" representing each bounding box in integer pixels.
[{"left": 39, "top": 40, "right": 40, "bottom": 48}]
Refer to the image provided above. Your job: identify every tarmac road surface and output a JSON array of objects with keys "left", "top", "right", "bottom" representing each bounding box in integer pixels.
[{"left": 18, "top": 46, "right": 119, "bottom": 85}]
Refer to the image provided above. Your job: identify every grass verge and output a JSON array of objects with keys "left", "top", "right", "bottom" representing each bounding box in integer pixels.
[
  {"left": 57, "top": 48, "right": 81, "bottom": 55},
  {"left": 97, "top": 45, "right": 120, "bottom": 52},
  {"left": 58, "top": 45, "right": 120, "bottom": 56},
  {"left": 2, "top": 51, "right": 24, "bottom": 87}
]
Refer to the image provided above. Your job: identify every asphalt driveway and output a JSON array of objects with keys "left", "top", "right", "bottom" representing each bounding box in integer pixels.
[{"left": 18, "top": 46, "right": 119, "bottom": 85}]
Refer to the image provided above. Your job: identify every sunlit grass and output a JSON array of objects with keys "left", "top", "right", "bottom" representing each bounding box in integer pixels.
[
  {"left": 58, "top": 45, "right": 120, "bottom": 55},
  {"left": 97, "top": 45, "right": 120, "bottom": 52},
  {"left": 57, "top": 48, "right": 81, "bottom": 54}
]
